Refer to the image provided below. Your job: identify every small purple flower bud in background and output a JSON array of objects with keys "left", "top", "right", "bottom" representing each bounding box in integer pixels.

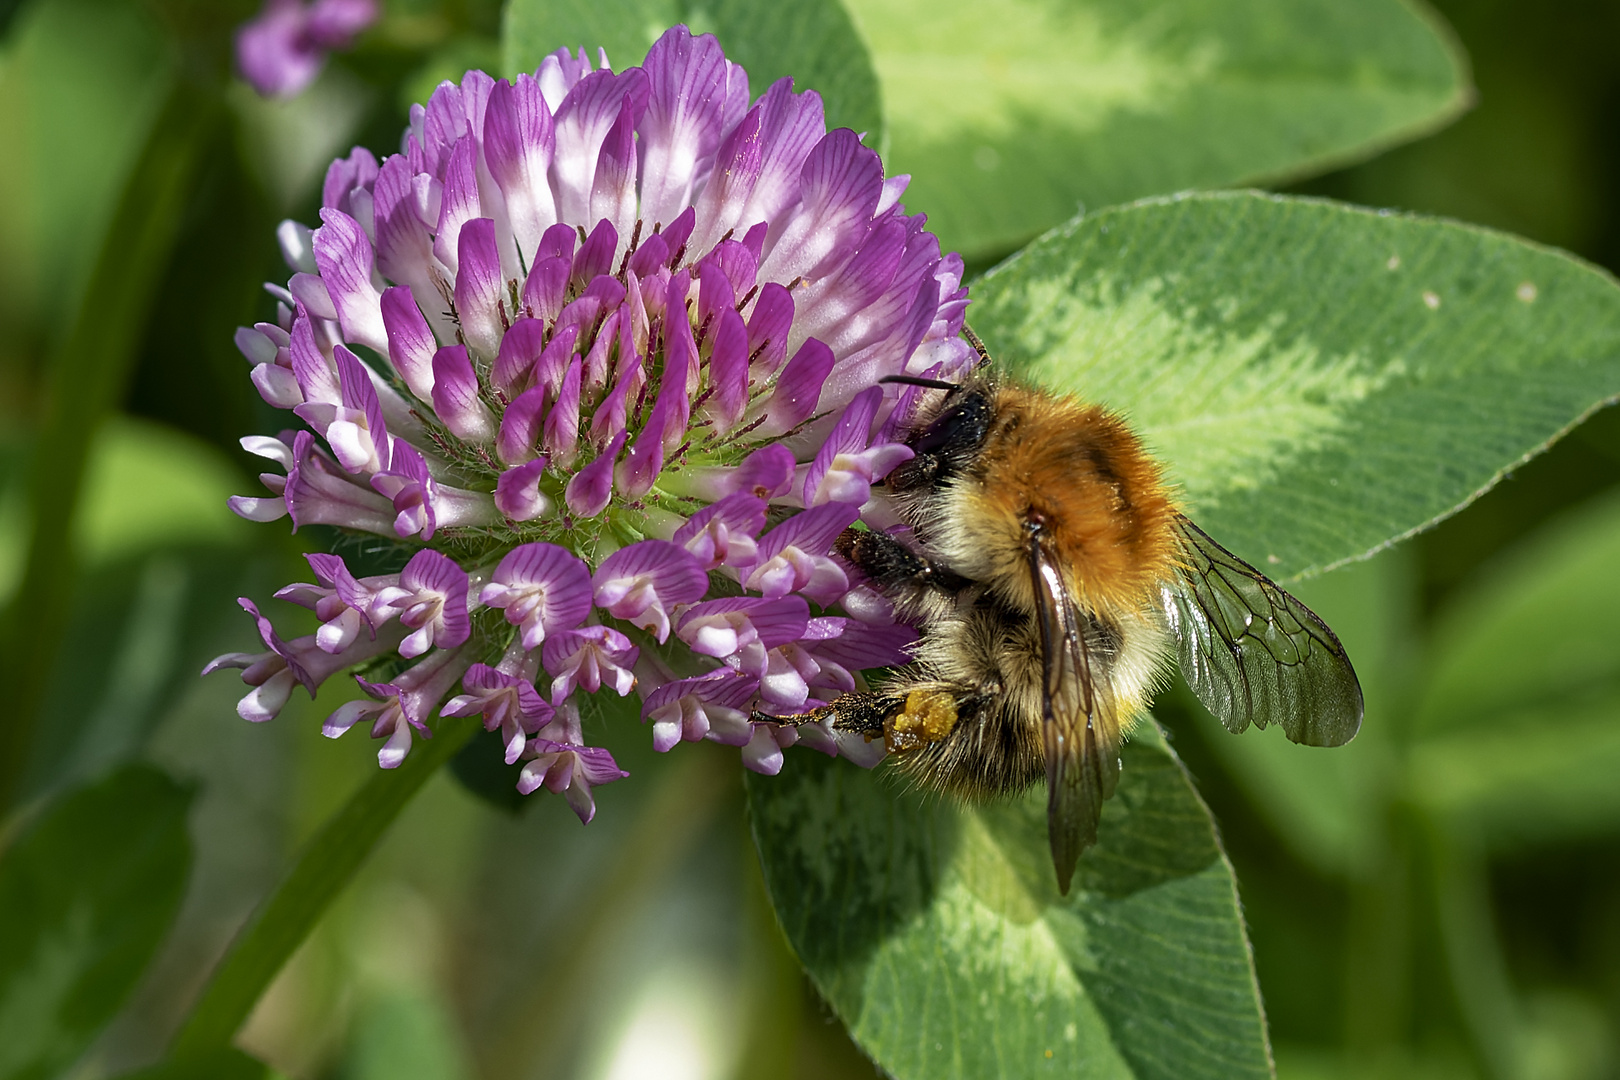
[
  {"left": 672, "top": 494, "right": 766, "bottom": 569},
  {"left": 393, "top": 549, "right": 472, "bottom": 658},
  {"left": 328, "top": 645, "right": 472, "bottom": 768},
  {"left": 802, "top": 388, "right": 915, "bottom": 508},
  {"left": 642, "top": 670, "right": 759, "bottom": 752},
  {"left": 744, "top": 503, "right": 860, "bottom": 604},
  {"left": 236, "top": 0, "right": 379, "bottom": 99},
  {"left": 208, "top": 24, "right": 980, "bottom": 823}
]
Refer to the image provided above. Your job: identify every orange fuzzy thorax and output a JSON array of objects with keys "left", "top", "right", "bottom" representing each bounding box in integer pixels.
[{"left": 945, "top": 386, "right": 1180, "bottom": 615}]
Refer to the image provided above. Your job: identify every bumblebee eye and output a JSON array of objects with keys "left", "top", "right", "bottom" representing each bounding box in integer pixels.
[{"left": 911, "top": 392, "right": 992, "bottom": 455}]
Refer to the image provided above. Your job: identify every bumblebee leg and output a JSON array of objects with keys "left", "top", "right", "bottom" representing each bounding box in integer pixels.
[
  {"left": 885, "top": 451, "right": 941, "bottom": 493},
  {"left": 753, "top": 691, "right": 902, "bottom": 735},
  {"left": 763, "top": 686, "right": 963, "bottom": 750},
  {"left": 755, "top": 686, "right": 973, "bottom": 757},
  {"left": 752, "top": 703, "right": 833, "bottom": 726},
  {"left": 835, "top": 528, "right": 969, "bottom": 593}
]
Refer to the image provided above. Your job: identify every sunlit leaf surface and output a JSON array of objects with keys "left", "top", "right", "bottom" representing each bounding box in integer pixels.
[
  {"left": 850, "top": 0, "right": 1469, "bottom": 258},
  {"left": 748, "top": 725, "right": 1269, "bottom": 1080},
  {"left": 973, "top": 192, "right": 1620, "bottom": 579}
]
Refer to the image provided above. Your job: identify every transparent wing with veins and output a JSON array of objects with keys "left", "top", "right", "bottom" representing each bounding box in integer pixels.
[{"left": 1164, "top": 516, "right": 1363, "bottom": 748}]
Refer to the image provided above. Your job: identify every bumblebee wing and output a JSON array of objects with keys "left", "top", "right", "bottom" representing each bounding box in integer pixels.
[
  {"left": 1164, "top": 515, "right": 1363, "bottom": 747},
  {"left": 1029, "top": 535, "right": 1120, "bottom": 895}
]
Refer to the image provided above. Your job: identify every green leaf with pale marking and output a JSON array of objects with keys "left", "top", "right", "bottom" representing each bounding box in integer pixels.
[
  {"left": 502, "top": 0, "right": 882, "bottom": 139},
  {"left": 748, "top": 724, "right": 1268, "bottom": 1080},
  {"left": 0, "top": 765, "right": 194, "bottom": 1080},
  {"left": 1404, "top": 488, "right": 1620, "bottom": 848},
  {"left": 849, "top": 0, "right": 1468, "bottom": 258},
  {"left": 971, "top": 192, "right": 1620, "bottom": 579}
]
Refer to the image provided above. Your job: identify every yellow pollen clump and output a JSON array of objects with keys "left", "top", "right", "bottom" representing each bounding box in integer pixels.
[{"left": 884, "top": 690, "right": 959, "bottom": 753}]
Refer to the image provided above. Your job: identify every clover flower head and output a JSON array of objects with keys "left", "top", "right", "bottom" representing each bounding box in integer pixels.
[{"left": 207, "top": 24, "right": 975, "bottom": 822}]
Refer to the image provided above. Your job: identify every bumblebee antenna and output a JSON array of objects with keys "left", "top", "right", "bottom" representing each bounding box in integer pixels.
[
  {"left": 961, "top": 324, "right": 993, "bottom": 366},
  {"left": 879, "top": 374, "right": 961, "bottom": 393}
]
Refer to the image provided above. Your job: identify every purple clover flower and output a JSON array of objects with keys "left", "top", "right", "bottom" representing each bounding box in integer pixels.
[
  {"left": 207, "top": 25, "right": 975, "bottom": 824},
  {"left": 236, "top": 0, "right": 379, "bottom": 99}
]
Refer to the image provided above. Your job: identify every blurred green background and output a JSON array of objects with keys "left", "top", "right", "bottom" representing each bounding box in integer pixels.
[{"left": 2, "top": 0, "right": 1619, "bottom": 1077}]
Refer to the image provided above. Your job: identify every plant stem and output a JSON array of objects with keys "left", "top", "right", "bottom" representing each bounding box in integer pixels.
[
  {"left": 169, "top": 719, "right": 478, "bottom": 1061},
  {"left": 1426, "top": 815, "right": 1525, "bottom": 1080},
  {"left": 1343, "top": 802, "right": 1416, "bottom": 1059}
]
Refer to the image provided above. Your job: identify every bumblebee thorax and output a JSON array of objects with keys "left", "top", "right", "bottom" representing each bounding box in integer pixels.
[{"left": 942, "top": 388, "right": 1179, "bottom": 613}]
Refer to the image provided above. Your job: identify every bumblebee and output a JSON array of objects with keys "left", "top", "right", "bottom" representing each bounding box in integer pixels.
[{"left": 768, "top": 335, "right": 1363, "bottom": 894}]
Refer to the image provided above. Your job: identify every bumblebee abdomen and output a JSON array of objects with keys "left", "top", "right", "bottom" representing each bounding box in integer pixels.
[
  {"left": 892, "top": 603, "right": 1047, "bottom": 799},
  {"left": 889, "top": 596, "right": 1170, "bottom": 801}
]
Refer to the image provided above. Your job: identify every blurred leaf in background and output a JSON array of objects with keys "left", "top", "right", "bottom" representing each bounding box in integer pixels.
[
  {"left": 502, "top": 0, "right": 884, "bottom": 139},
  {"left": 16, "top": 420, "right": 266, "bottom": 797},
  {"left": 0, "top": 765, "right": 193, "bottom": 1080},
  {"left": 1173, "top": 483, "right": 1620, "bottom": 1080},
  {"left": 0, "top": 0, "right": 175, "bottom": 401},
  {"left": 1412, "top": 489, "right": 1620, "bottom": 849}
]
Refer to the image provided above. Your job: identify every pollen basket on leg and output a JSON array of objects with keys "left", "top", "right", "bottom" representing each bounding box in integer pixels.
[{"left": 884, "top": 689, "right": 959, "bottom": 753}]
